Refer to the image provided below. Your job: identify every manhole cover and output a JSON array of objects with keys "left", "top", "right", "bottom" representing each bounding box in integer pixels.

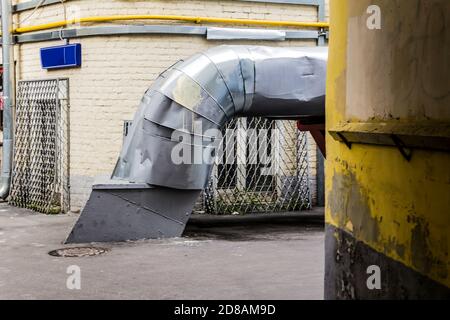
[{"left": 48, "top": 247, "right": 109, "bottom": 257}]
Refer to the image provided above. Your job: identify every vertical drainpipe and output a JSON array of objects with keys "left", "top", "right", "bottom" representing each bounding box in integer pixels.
[{"left": 0, "top": 0, "right": 14, "bottom": 199}]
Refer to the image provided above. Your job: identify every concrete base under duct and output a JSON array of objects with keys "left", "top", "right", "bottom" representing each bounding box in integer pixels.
[{"left": 65, "top": 179, "right": 201, "bottom": 243}]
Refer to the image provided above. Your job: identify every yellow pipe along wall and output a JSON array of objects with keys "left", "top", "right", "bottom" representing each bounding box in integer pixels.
[
  {"left": 325, "top": 0, "right": 449, "bottom": 299},
  {"left": 12, "top": 14, "right": 329, "bottom": 34}
]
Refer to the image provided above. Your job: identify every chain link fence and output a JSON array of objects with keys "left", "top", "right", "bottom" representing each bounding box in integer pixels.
[
  {"left": 200, "top": 118, "right": 311, "bottom": 215},
  {"left": 9, "top": 78, "right": 70, "bottom": 214}
]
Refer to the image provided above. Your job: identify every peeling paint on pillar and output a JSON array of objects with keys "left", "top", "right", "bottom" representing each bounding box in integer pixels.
[
  {"left": 325, "top": 0, "right": 450, "bottom": 299},
  {"left": 328, "top": 170, "right": 380, "bottom": 243}
]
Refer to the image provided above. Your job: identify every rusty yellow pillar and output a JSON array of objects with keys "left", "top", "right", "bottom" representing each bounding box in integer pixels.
[{"left": 325, "top": 0, "right": 450, "bottom": 299}]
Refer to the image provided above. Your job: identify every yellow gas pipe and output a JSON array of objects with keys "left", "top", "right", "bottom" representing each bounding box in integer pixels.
[{"left": 13, "top": 14, "right": 329, "bottom": 34}]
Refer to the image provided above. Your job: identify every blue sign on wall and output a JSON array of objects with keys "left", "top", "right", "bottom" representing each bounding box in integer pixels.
[{"left": 40, "top": 43, "right": 82, "bottom": 70}]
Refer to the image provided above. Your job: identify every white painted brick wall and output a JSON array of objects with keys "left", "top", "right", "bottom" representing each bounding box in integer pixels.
[
  {"left": 12, "top": 0, "right": 328, "bottom": 211},
  {"left": 14, "top": 0, "right": 321, "bottom": 25}
]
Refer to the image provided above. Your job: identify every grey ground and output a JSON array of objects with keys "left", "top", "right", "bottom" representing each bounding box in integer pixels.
[{"left": 0, "top": 202, "right": 324, "bottom": 300}]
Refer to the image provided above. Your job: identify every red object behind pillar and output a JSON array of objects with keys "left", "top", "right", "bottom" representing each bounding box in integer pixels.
[{"left": 297, "top": 121, "right": 326, "bottom": 158}]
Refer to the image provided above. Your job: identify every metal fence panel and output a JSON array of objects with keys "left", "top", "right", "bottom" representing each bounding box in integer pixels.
[
  {"left": 202, "top": 118, "right": 311, "bottom": 215},
  {"left": 121, "top": 117, "right": 312, "bottom": 215},
  {"left": 9, "top": 78, "right": 70, "bottom": 214}
]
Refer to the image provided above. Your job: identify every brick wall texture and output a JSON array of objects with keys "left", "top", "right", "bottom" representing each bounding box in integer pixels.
[{"left": 10, "top": 0, "right": 328, "bottom": 211}]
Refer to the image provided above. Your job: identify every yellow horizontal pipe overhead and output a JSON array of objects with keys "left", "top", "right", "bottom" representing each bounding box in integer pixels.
[{"left": 13, "top": 14, "right": 329, "bottom": 34}]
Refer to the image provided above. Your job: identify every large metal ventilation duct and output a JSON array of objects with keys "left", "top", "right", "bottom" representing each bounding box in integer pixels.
[{"left": 66, "top": 45, "right": 327, "bottom": 243}]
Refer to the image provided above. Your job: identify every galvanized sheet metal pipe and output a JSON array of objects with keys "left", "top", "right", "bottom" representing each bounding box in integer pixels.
[
  {"left": 66, "top": 45, "right": 327, "bottom": 243},
  {"left": 113, "top": 45, "right": 327, "bottom": 190}
]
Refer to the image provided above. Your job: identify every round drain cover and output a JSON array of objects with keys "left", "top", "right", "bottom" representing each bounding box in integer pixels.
[{"left": 49, "top": 247, "right": 109, "bottom": 257}]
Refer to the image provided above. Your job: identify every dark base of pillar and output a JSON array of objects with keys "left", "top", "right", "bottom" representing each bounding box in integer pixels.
[
  {"left": 325, "top": 224, "right": 450, "bottom": 300},
  {"left": 65, "top": 179, "right": 201, "bottom": 243}
]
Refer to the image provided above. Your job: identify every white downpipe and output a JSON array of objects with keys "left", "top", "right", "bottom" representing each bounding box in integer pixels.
[{"left": 0, "top": 0, "right": 15, "bottom": 199}]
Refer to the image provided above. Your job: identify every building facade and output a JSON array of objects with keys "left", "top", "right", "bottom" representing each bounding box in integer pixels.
[{"left": 3, "top": 0, "right": 329, "bottom": 212}]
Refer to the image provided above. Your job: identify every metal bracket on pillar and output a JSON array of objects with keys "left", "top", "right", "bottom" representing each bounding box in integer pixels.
[
  {"left": 329, "top": 122, "right": 450, "bottom": 159},
  {"left": 390, "top": 134, "right": 413, "bottom": 161},
  {"left": 336, "top": 132, "right": 352, "bottom": 150}
]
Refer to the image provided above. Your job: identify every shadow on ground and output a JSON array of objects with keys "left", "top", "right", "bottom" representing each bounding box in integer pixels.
[{"left": 185, "top": 211, "right": 324, "bottom": 242}]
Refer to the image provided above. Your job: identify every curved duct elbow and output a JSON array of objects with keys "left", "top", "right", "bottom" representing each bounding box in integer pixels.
[{"left": 113, "top": 45, "right": 327, "bottom": 190}]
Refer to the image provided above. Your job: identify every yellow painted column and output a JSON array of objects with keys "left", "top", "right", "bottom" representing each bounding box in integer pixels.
[{"left": 325, "top": 0, "right": 450, "bottom": 299}]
